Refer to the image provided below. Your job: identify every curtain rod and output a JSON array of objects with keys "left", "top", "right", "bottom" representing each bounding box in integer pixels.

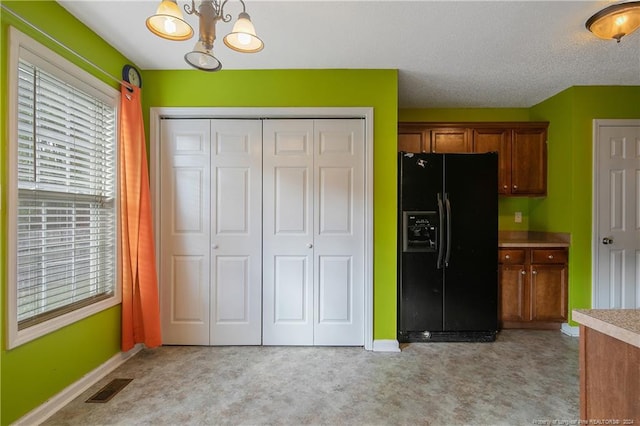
[{"left": 1, "top": 4, "right": 134, "bottom": 91}]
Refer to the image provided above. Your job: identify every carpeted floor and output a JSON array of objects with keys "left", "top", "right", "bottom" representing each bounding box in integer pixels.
[{"left": 43, "top": 330, "right": 579, "bottom": 425}]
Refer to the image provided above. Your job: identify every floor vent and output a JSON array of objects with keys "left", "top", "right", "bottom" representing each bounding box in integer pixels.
[{"left": 86, "top": 378, "right": 133, "bottom": 403}]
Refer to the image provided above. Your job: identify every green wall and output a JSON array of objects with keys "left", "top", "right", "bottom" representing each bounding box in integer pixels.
[
  {"left": 0, "top": 2, "right": 130, "bottom": 424},
  {"left": 141, "top": 69, "right": 399, "bottom": 340},
  {"left": 530, "top": 86, "right": 640, "bottom": 322}
]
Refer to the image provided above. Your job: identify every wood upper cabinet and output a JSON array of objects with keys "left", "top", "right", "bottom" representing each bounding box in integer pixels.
[
  {"left": 511, "top": 127, "right": 547, "bottom": 195},
  {"left": 399, "top": 122, "right": 548, "bottom": 196},
  {"left": 431, "top": 128, "right": 471, "bottom": 153},
  {"left": 498, "top": 247, "right": 568, "bottom": 329},
  {"left": 398, "top": 124, "right": 470, "bottom": 153},
  {"left": 398, "top": 127, "right": 429, "bottom": 153},
  {"left": 472, "top": 128, "right": 511, "bottom": 194}
]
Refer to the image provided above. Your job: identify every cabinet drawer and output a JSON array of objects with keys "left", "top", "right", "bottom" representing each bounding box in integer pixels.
[
  {"left": 531, "top": 249, "right": 567, "bottom": 264},
  {"left": 499, "top": 249, "right": 526, "bottom": 264}
]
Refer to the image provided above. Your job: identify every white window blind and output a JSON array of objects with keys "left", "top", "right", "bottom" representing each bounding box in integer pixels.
[{"left": 16, "top": 58, "right": 117, "bottom": 329}]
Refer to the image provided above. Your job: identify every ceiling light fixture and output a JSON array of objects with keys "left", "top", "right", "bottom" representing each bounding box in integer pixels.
[
  {"left": 146, "top": 0, "right": 264, "bottom": 71},
  {"left": 585, "top": 1, "right": 640, "bottom": 42}
]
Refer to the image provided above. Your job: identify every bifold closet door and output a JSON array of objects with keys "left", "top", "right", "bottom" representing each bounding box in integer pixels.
[
  {"left": 159, "top": 119, "right": 262, "bottom": 345},
  {"left": 160, "top": 119, "right": 211, "bottom": 345},
  {"left": 209, "top": 119, "right": 262, "bottom": 345},
  {"left": 262, "top": 119, "right": 365, "bottom": 346}
]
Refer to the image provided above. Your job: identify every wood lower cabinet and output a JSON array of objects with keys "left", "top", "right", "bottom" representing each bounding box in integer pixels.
[
  {"left": 399, "top": 122, "right": 548, "bottom": 196},
  {"left": 499, "top": 247, "right": 568, "bottom": 329},
  {"left": 579, "top": 325, "right": 640, "bottom": 423}
]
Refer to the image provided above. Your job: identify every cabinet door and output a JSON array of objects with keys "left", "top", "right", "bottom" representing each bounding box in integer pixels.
[
  {"left": 530, "top": 264, "right": 568, "bottom": 321},
  {"left": 499, "top": 264, "right": 527, "bottom": 322},
  {"left": 398, "top": 130, "right": 428, "bottom": 153},
  {"left": 511, "top": 128, "right": 547, "bottom": 195},
  {"left": 473, "top": 128, "right": 511, "bottom": 194},
  {"left": 430, "top": 128, "right": 471, "bottom": 153}
]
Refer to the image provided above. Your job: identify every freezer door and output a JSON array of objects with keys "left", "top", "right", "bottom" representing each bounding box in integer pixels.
[
  {"left": 442, "top": 153, "right": 498, "bottom": 331},
  {"left": 398, "top": 153, "right": 445, "bottom": 333}
]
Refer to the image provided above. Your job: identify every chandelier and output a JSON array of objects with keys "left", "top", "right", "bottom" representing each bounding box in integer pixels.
[
  {"left": 585, "top": 1, "right": 640, "bottom": 43},
  {"left": 146, "top": 0, "right": 264, "bottom": 71}
]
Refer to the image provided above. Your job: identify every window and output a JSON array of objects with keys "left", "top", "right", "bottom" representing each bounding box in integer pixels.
[{"left": 7, "top": 28, "right": 120, "bottom": 349}]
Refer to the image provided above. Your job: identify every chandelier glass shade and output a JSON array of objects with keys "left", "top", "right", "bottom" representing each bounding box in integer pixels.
[
  {"left": 145, "top": 0, "right": 194, "bottom": 41},
  {"left": 586, "top": 1, "right": 640, "bottom": 42},
  {"left": 146, "top": 0, "right": 264, "bottom": 71}
]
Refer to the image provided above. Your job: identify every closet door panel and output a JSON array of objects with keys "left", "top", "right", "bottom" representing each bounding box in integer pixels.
[
  {"left": 210, "top": 120, "right": 262, "bottom": 345},
  {"left": 160, "top": 119, "right": 211, "bottom": 345},
  {"left": 263, "top": 120, "right": 314, "bottom": 345},
  {"left": 314, "top": 119, "right": 365, "bottom": 346}
]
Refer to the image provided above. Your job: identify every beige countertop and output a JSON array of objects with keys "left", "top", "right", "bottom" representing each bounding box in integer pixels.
[
  {"left": 498, "top": 231, "right": 570, "bottom": 248},
  {"left": 572, "top": 309, "right": 640, "bottom": 349}
]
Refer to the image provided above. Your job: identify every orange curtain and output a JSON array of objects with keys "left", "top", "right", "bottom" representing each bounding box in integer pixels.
[{"left": 119, "top": 84, "right": 162, "bottom": 351}]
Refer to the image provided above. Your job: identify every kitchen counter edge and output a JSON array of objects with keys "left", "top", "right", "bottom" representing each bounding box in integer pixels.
[
  {"left": 572, "top": 309, "right": 640, "bottom": 349},
  {"left": 498, "top": 231, "right": 570, "bottom": 248}
]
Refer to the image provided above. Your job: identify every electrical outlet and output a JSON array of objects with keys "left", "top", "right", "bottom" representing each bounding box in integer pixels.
[{"left": 514, "top": 211, "right": 522, "bottom": 223}]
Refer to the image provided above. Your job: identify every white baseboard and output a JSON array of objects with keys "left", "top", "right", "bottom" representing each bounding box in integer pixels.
[
  {"left": 372, "top": 339, "right": 401, "bottom": 352},
  {"left": 14, "top": 344, "right": 143, "bottom": 426},
  {"left": 561, "top": 323, "right": 580, "bottom": 337}
]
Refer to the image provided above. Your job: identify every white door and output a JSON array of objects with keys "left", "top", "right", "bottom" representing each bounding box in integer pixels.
[
  {"left": 594, "top": 120, "right": 640, "bottom": 309},
  {"left": 160, "top": 119, "right": 262, "bottom": 345},
  {"left": 160, "top": 119, "right": 211, "bottom": 345},
  {"left": 262, "top": 120, "right": 315, "bottom": 345},
  {"left": 209, "top": 120, "right": 262, "bottom": 345},
  {"left": 263, "top": 119, "right": 365, "bottom": 345}
]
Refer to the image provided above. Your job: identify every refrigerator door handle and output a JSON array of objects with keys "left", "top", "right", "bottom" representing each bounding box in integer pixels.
[
  {"left": 444, "top": 193, "right": 452, "bottom": 267},
  {"left": 437, "top": 193, "right": 445, "bottom": 269}
]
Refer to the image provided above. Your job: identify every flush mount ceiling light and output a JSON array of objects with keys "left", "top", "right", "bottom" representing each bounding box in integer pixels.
[
  {"left": 146, "top": 0, "right": 264, "bottom": 71},
  {"left": 586, "top": 1, "right": 640, "bottom": 42}
]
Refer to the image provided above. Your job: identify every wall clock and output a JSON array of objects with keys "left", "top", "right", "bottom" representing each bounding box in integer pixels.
[{"left": 122, "top": 64, "right": 142, "bottom": 90}]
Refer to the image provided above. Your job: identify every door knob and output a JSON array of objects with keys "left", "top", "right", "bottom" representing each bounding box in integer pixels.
[{"left": 602, "top": 237, "right": 614, "bottom": 245}]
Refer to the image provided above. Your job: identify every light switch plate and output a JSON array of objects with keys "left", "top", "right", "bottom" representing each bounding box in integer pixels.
[{"left": 514, "top": 211, "right": 522, "bottom": 223}]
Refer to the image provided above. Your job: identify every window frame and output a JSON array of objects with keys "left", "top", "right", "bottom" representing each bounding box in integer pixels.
[{"left": 6, "top": 27, "right": 121, "bottom": 349}]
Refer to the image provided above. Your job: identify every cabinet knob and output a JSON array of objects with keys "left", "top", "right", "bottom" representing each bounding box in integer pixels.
[
  {"left": 521, "top": 270, "right": 526, "bottom": 275},
  {"left": 505, "top": 254, "right": 511, "bottom": 260},
  {"left": 548, "top": 255, "right": 554, "bottom": 259},
  {"left": 503, "top": 185, "right": 508, "bottom": 190},
  {"left": 513, "top": 185, "right": 518, "bottom": 190},
  {"left": 532, "top": 270, "right": 537, "bottom": 275},
  {"left": 212, "top": 244, "right": 219, "bottom": 249},
  {"left": 307, "top": 243, "right": 313, "bottom": 249}
]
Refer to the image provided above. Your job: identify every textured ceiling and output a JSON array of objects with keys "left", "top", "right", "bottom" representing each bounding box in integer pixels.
[{"left": 58, "top": 0, "right": 640, "bottom": 108}]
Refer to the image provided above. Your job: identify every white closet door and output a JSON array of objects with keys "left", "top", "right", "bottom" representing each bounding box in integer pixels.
[
  {"left": 209, "top": 120, "right": 263, "bottom": 345},
  {"left": 263, "top": 119, "right": 365, "bottom": 346},
  {"left": 313, "top": 119, "right": 365, "bottom": 346},
  {"left": 160, "top": 119, "right": 211, "bottom": 345},
  {"left": 263, "top": 120, "right": 315, "bottom": 345}
]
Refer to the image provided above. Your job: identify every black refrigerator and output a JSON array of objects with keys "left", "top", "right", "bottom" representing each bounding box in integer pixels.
[{"left": 398, "top": 152, "right": 498, "bottom": 342}]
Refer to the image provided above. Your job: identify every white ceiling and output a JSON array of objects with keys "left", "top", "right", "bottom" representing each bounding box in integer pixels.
[{"left": 58, "top": 0, "right": 640, "bottom": 108}]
